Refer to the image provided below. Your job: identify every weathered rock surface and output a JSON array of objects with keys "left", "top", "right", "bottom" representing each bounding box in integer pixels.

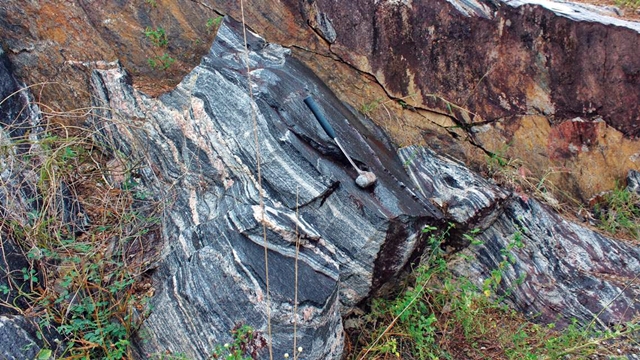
[
  {"left": 2, "top": 2, "right": 640, "bottom": 359},
  {"left": 401, "top": 145, "right": 640, "bottom": 329},
  {"left": 0, "top": 316, "right": 45, "bottom": 360},
  {"left": 0, "top": 0, "right": 219, "bottom": 112},
  {"left": 2, "top": 0, "right": 638, "bottom": 200},
  {"left": 89, "top": 19, "right": 442, "bottom": 359},
  {"left": 302, "top": 0, "right": 640, "bottom": 199},
  {"left": 347, "top": 0, "right": 640, "bottom": 137}
]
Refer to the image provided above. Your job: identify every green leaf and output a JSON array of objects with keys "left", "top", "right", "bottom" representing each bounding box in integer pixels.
[{"left": 36, "top": 348, "right": 52, "bottom": 360}]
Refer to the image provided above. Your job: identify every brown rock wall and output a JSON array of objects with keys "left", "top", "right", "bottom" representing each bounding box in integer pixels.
[
  {"left": 297, "top": 0, "right": 640, "bottom": 199},
  {"left": 310, "top": 0, "right": 640, "bottom": 136}
]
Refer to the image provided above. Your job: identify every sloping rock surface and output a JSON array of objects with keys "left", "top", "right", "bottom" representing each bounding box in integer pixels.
[
  {"left": 213, "top": 0, "right": 640, "bottom": 200},
  {"left": 89, "top": 19, "right": 442, "bottom": 359},
  {"left": 401, "top": 146, "right": 640, "bottom": 329},
  {"left": 0, "top": 0, "right": 219, "bottom": 110}
]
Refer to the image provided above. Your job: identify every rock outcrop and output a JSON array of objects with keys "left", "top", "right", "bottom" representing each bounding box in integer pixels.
[
  {"left": 179, "top": 0, "right": 640, "bottom": 200},
  {"left": 402, "top": 146, "right": 640, "bottom": 329},
  {"left": 89, "top": 19, "right": 442, "bottom": 359},
  {"left": 2, "top": 0, "right": 638, "bottom": 200},
  {"left": 0, "top": 0, "right": 219, "bottom": 111},
  {"left": 88, "top": 17, "right": 640, "bottom": 357},
  {"left": 2, "top": 2, "right": 640, "bottom": 359}
]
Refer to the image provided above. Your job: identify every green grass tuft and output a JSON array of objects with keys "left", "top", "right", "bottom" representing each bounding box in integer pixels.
[
  {"left": 593, "top": 182, "right": 640, "bottom": 240},
  {"left": 0, "top": 98, "right": 162, "bottom": 358}
]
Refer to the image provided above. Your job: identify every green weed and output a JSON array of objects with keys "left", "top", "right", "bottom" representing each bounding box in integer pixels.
[
  {"left": 144, "top": 27, "right": 168, "bottom": 47},
  {"left": 615, "top": 0, "right": 640, "bottom": 9},
  {"left": 144, "top": 27, "right": 175, "bottom": 71},
  {"left": 0, "top": 108, "right": 161, "bottom": 359},
  {"left": 485, "top": 142, "right": 513, "bottom": 176},
  {"left": 360, "top": 94, "right": 417, "bottom": 117},
  {"left": 347, "top": 224, "right": 639, "bottom": 359},
  {"left": 148, "top": 53, "right": 176, "bottom": 71},
  {"left": 593, "top": 182, "right": 640, "bottom": 240},
  {"left": 361, "top": 99, "right": 382, "bottom": 115},
  {"left": 211, "top": 324, "right": 266, "bottom": 360}
]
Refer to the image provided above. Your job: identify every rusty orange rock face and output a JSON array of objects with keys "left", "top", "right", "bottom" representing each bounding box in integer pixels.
[
  {"left": 547, "top": 119, "right": 600, "bottom": 160},
  {"left": 283, "top": 0, "right": 640, "bottom": 199}
]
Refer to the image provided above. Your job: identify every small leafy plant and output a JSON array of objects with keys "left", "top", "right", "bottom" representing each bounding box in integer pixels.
[
  {"left": 148, "top": 53, "right": 176, "bottom": 70},
  {"left": 211, "top": 324, "right": 267, "bottom": 360},
  {"left": 347, "top": 224, "right": 640, "bottom": 359},
  {"left": 592, "top": 182, "right": 640, "bottom": 240},
  {"left": 144, "top": 27, "right": 168, "bottom": 47},
  {"left": 144, "top": 27, "right": 175, "bottom": 71},
  {"left": 485, "top": 142, "right": 513, "bottom": 176}
]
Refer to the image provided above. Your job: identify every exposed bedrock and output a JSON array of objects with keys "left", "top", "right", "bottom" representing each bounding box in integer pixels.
[
  {"left": 203, "top": 0, "right": 640, "bottom": 200},
  {"left": 1, "top": 0, "right": 639, "bottom": 200},
  {"left": 312, "top": 0, "right": 640, "bottom": 135},
  {"left": 1, "top": 2, "right": 640, "bottom": 358},
  {"left": 0, "top": 0, "right": 221, "bottom": 109},
  {"left": 87, "top": 18, "right": 640, "bottom": 357},
  {"left": 89, "top": 19, "right": 442, "bottom": 359},
  {"left": 401, "top": 146, "right": 640, "bottom": 329}
]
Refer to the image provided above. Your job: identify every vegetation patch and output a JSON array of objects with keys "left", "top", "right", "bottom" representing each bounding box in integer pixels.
[
  {"left": 144, "top": 27, "right": 175, "bottom": 71},
  {"left": 0, "top": 98, "right": 161, "bottom": 358},
  {"left": 345, "top": 225, "right": 640, "bottom": 359},
  {"left": 210, "top": 324, "right": 267, "bottom": 360},
  {"left": 592, "top": 182, "right": 640, "bottom": 241},
  {"left": 206, "top": 16, "right": 224, "bottom": 34},
  {"left": 615, "top": 0, "right": 640, "bottom": 9}
]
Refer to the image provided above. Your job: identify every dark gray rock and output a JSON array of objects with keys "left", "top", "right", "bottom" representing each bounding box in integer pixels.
[
  {"left": 89, "top": 18, "right": 442, "bottom": 360},
  {"left": 0, "top": 47, "right": 38, "bottom": 137},
  {"left": 467, "top": 198, "right": 640, "bottom": 329},
  {"left": 400, "top": 146, "right": 509, "bottom": 229},
  {"left": 0, "top": 237, "right": 32, "bottom": 317},
  {"left": 628, "top": 170, "right": 640, "bottom": 195},
  {"left": 0, "top": 315, "right": 44, "bottom": 360},
  {"left": 402, "top": 145, "right": 640, "bottom": 329}
]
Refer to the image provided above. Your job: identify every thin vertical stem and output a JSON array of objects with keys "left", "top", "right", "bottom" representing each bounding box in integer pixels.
[
  {"left": 293, "top": 186, "right": 300, "bottom": 359},
  {"left": 239, "top": 1, "right": 273, "bottom": 358}
]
